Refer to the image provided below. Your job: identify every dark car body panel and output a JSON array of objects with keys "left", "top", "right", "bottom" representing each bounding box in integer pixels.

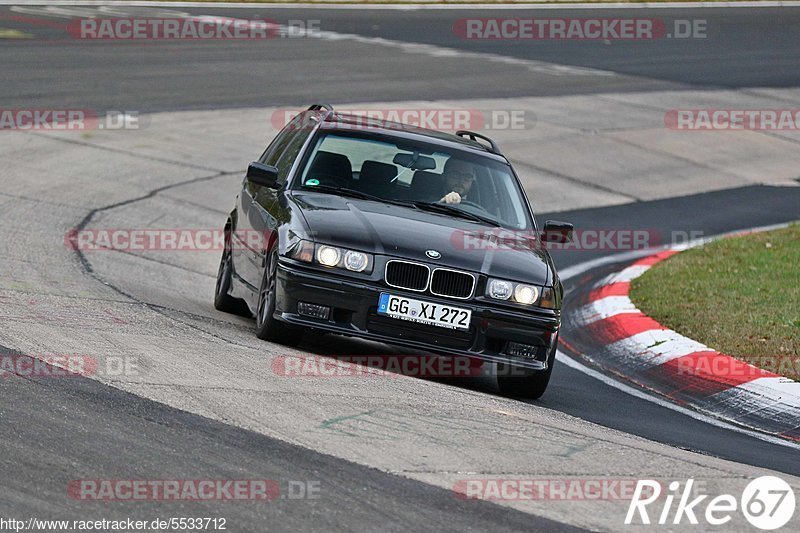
[
  {"left": 221, "top": 106, "right": 566, "bottom": 371},
  {"left": 291, "top": 192, "right": 552, "bottom": 286},
  {"left": 274, "top": 259, "right": 559, "bottom": 370}
]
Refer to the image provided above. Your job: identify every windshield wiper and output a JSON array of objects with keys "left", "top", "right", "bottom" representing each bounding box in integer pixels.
[
  {"left": 300, "top": 184, "right": 415, "bottom": 208},
  {"left": 412, "top": 201, "right": 502, "bottom": 227}
]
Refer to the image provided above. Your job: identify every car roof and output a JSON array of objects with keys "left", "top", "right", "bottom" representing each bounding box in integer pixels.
[{"left": 316, "top": 111, "right": 509, "bottom": 165}]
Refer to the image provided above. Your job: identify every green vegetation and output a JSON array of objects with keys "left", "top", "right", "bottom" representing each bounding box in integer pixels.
[{"left": 630, "top": 224, "right": 800, "bottom": 380}]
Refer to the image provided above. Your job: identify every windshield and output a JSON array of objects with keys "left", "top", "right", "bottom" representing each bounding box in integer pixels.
[{"left": 294, "top": 132, "right": 532, "bottom": 230}]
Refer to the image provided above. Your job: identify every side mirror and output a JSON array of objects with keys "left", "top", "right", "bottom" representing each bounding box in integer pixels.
[
  {"left": 542, "top": 220, "right": 574, "bottom": 244},
  {"left": 246, "top": 162, "right": 279, "bottom": 188}
]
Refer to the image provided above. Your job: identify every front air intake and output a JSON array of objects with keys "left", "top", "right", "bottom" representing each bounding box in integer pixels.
[{"left": 385, "top": 260, "right": 429, "bottom": 292}]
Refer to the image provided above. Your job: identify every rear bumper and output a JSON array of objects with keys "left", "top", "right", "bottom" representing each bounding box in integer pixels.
[{"left": 274, "top": 260, "right": 560, "bottom": 370}]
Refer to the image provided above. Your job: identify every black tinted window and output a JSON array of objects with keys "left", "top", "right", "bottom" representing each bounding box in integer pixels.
[
  {"left": 274, "top": 122, "right": 314, "bottom": 184},
  {"left": 259, "top": 111, "right": 314, "bottom": 166}
]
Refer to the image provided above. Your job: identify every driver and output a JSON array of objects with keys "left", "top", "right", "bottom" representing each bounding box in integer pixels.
[{"left": 439, "top": 159, "right": 476, "bottom": 205}]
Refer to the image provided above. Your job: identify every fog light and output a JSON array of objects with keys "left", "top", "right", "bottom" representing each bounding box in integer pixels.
[
  {"left": 297, "top": 302, "right": 330, "bottom": 320},
  {"left": 506, "top": 342, "right": 539, "bottom": 359}
]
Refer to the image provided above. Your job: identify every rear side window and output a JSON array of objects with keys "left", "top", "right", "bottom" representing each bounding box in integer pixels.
[
  {"left": 253, "top": 112, "right": 317, "bottom": 189},
  {"left": 259, "top": 111, "right": 316, "bottom": 167},
  {"left": 274, "top": 123, "right": 314, "bottom": 184}
]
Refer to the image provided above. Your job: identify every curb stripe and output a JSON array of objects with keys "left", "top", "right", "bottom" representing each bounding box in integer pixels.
[
  {"left": 608, "top": 330, "right": 708, "bottom": 367},
  {"left": 584, "top": 313, "right": 667, "bottom": 345},
  {"left": 645, "top": 351, "right": 777, "bottom": 399},
  {"left": 601, "top": 264, "right": 651, "bottom": 285},
  {"left": 587, "top": 281, "right": 630, "bottom": 302},
  {"left": 565, "top": 237, "right": 800, "bottom": 442},
  {"left": 665, "top": 351, "right": 778, "bottom": 385},
  {"left": 577, "top": 295, "right": 638, "bottom": 325},
  {"left": 780, "top": 427, "right": 800, "bottom": 441}
]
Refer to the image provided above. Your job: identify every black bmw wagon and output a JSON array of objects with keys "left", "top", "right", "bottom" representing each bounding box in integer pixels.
[{"left": 214, "top": 104, "right": 573, "bottom": 398}]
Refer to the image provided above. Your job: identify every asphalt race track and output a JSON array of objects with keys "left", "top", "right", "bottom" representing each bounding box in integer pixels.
[
  {"left": 3, "top": 4, "right": 800, "bottom": 110},
  {"left": 1, "top": 2, "right": 800, "bottom": 532}
]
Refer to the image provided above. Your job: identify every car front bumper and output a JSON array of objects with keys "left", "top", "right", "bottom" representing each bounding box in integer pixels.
[{"left": 274, "top": 260, "right": 560, "bottom": 370}]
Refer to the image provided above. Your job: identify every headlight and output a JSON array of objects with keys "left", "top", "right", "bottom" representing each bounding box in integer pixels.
[
  {"left": 344, "top": 250, "right": 369, "bottom": 272},
  {"left": 513, "top": 284, "right": 539, "bottom": 305},
  {"left": 292, "top": 242, "right": 372, "bottom": 273},
  {"left": 316, "top": 245, "right": 341, "bottom": 267},
  {"left": 486, "top": 278, "right": 548, "bottom": 307},
  {"left": 487, "top": 279, "right": 513, "bottom": 300}
]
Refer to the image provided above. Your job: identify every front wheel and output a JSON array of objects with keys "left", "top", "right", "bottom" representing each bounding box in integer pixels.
[
  {"left": 496, "top": 334, "right": 558, "bottom": 399},
  {"left": 214, "top": 230, "right": 250, "bottom": 316},
  {"left": 255, "top": 250, "right": 304, "bottom": 346}
]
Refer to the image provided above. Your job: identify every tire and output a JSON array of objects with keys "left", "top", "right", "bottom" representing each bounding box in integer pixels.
[
  {"left": 214, "top": 229, "right": 250, "bottom": 316},
  {"left": 254, "top": 249, "right": 304, "bottom": 346},
  {"left": 496, "top": 334, "right": 558, "bottom": 399}
]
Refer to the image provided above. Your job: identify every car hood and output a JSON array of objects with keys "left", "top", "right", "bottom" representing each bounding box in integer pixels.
[{"left": 291, "top": 192, "right": 551, "bottom": 285}]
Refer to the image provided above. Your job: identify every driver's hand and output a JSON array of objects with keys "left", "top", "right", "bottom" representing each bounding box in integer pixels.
[{"left": 441, "top": 192, "right": 462, "bottom": 204}]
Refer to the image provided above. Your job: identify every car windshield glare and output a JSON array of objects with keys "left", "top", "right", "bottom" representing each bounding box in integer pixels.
[{"left": 296, "top": 133, "right": 531, "bottom": 229}]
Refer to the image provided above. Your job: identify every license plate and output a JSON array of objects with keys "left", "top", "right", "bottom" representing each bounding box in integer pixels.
[{"left": 377, "top": 293, "right": 471, "bottom": 331}]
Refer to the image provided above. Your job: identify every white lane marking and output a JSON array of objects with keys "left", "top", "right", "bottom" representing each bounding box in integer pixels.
[
  {"left": 9, "top": 4, "right": 615, "bottom": 77},
  {"left": 9, "top": 5, "right": 191, "bottom": 18},
  {"left": 559, "top": 248, "right": 658, "bottom": 288},
  {"left": 575, "top": 295, "right": 638, "bottom": 325},
  {"left": 556, "top": 350, "right": 800, "bottom": 450},
  {"left": 559, "top": 221, "right": 798, "bottom": 449},
  {"left": 304, "top": 29, "right": 616, "bottom": 76},
  {"left": 7, "top": 2, "right": 800, "bottom": 11}
]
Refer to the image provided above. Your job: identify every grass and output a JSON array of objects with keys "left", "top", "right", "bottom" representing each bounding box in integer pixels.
[{"left": 630, "top": 224, "right": 800, "bottom": 381}]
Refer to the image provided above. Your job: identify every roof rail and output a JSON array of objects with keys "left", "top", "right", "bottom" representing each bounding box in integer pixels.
[
  {"left": 307, "top": 103, "right": 334, "bottom": 112},
  {"left": 455, "top": 130, "right": 501, "bottom": 155}
]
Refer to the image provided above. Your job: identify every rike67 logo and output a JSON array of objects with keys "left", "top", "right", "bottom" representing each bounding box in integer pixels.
[{"left": 626, "top": 477, "right": 796, "bottom": 530}]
